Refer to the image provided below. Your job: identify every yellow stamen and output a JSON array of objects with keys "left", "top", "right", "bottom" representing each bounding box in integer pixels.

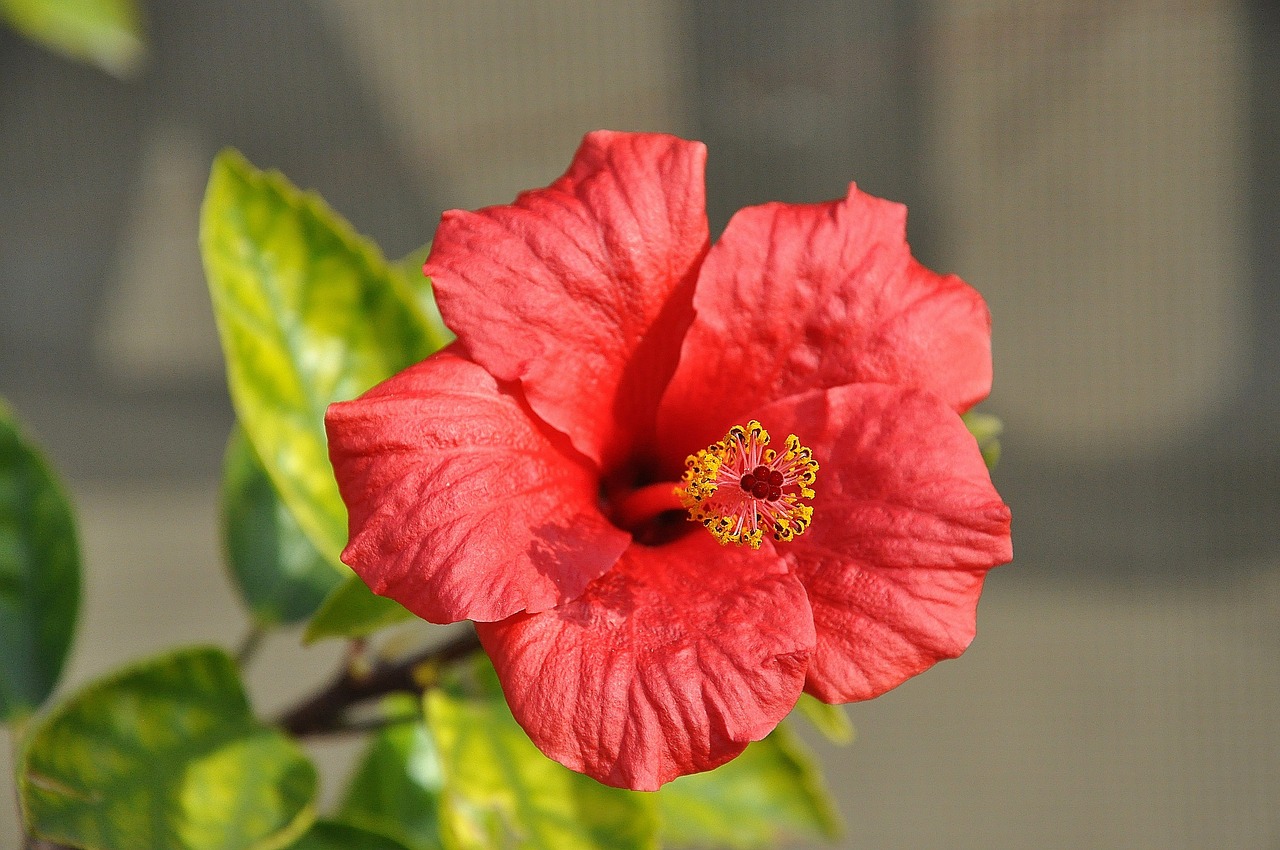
[{"left": 675, "top": 420, "right": 818, "bottom": 549}]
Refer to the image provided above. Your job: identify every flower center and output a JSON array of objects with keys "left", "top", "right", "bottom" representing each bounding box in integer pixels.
[{"left": 676, "top": 420, "right": 818, "bottom": 549}]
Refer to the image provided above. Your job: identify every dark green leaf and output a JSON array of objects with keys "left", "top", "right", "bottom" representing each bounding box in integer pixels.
[
  {"left": 427, "top": 685, "right": 658, "bottom": 850},
  {"left": 654, "top": 725, "right": 841, "bottom": 849},
  {"left": 338, "top": 695, "right": 443, "bottom": 850},
  {"left": 221, "top": 426, "right": 345, "bottom": 626},
  {"left": 303, "top": 575, "right": 413, "bottom": 644},
  {"left": 792, "top": 693, "right": 855, "bottom": 746},
  {"left": 0, "top": 398, "right": 80, "bottom": 722},
  {"left": 201, "top": 149, "right": 446, "bottom": 576},
  {"left": 963, "top": 410, "right": 1003, "bottom": 470},
  {"left": 288, "top": 820, "right": 414, "bottom": 850},
  {"left": 21, "top": 646, "right": 316, "bottom": 850},
  {"left": 0, "top": 0, "right": 145, "bottom": 76}
]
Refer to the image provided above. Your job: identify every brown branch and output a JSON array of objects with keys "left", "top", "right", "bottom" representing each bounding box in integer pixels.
[
  {"left": 276, "top": 628, "right": 482, "bottom": 737},
  {"left": 26, "top": 838, "right": 73, "bottom": 850}
]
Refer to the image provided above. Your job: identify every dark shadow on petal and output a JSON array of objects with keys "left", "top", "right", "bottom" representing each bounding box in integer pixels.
[
  {"left": 526, "top": 519, "right": 629, "bottom": 601},
  {"left": 611, "top": 253, "right": 703, "bottom": 472}
]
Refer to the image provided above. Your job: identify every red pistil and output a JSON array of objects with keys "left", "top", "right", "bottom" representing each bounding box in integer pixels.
[{"left": 613, "top": 481, "right": 685, "bottom": 531}]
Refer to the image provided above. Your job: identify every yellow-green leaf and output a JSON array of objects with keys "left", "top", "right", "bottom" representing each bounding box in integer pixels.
[
  {"left": 792, "top": 692, "right": 855, "bottom": 746},
  {"left": 426, "top": 684, "right": 658, "bottom": 850},
  {"left": 287, "top": 820, "right": 414, "bottom": 850},
  {"left": 201, "top": 149, "right": 445, "bottom": 577},
  {"left": 221, "top": 426, "right": 345, "bottom": 626},
  {"left": 963, "top": 410, "right": 1003, "bottom": 470},
  {"left": 303, "top": 574, "right": 413, "bottom": 644},
  {"left": 654, "top": 725, "right": 841, "bottom": 849},
  {"left": 21, "top": 646, "right": 316, "bottom": 850},
  {"left": 0, "top": 0, "right": 144, "bottom": 76},
  {"left": 338, "top": 695, "right": 444, "bottom": 850},
  {"left": 394, "top": 244, "right": 454, "bottom": 350},
  {"left": 0, "top": 398, "right": 80, "bottom": 722}
]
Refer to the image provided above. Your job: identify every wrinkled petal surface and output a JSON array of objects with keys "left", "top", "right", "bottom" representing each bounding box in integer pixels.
[
  {"left": 326, "top": 352, "right": 631, "bottom": 624},
  {"left": 426, "top": 130, "right": 709, "bottom": 469},
  {"left": 477, "top": 535, "right": 815, "bottom": 790},
  {"left": 658, "top": 184, "right": 992, "bottom": 461},
  {"left": 756, "top": 383, "right": 1012, "bottom": 704}
]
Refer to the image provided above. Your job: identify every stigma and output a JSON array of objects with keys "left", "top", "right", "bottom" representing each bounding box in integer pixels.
[{"left": 676, "top": 420, "right": 818, "bottom": 549}]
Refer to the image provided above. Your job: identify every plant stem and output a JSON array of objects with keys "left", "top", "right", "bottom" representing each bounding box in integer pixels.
[
  {"left": 25, "top": 835, "right": 72, "bottom": 850},
  {"left": 235, "top": 622, "right": 268, "bottom": 669},
  {"left": 276, "top": 628, "right": 482, "bottom": 737}
]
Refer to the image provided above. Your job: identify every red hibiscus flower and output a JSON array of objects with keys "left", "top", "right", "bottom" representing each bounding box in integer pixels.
[{"left": 325, "top": 130, "right": 1012, "bottom": 790}]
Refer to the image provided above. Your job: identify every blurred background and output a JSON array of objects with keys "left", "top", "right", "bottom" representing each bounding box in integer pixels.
[{"left": 2, "top": 1, "right": 1278, "bottom": 847}]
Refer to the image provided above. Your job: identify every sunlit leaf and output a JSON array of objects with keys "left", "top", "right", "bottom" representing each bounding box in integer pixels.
[
  {"left": 792, "top": 692, "right": 855, "bottom": 746},
  {"left": 654, "top": 725, "right": 840, "bottom": 849},
  {"left": 21, "top": 646, "right": 316, "bottom": 850},
  {"left": 287, "top": 819, "right": 414, "bottom": 850},
  {"left": 0, "top": 398, "right": 79, "bottom": 722},
  {"left": 395, "top": 244, "right": 453, "bottom": 348},
  {"left": 0, "top": 0, "right": 145, "bottom": 76},
  {"left": 303, "top": 574, "right": 413, "bottom": 644},
  {"left": 963, "top": 410, "right": 1003, "bottom": 470},
  {"left": 338, "top": 695, "right": 444, "bottom": 850},
  {"left": 427, "top": 676, "right": 658, "bottom": 850},
  {"left": 201, "top": 149, "right": 445, "bottom": 577},
  {"left": 222, "top": 426, "right": 345, "bottom": 626}
]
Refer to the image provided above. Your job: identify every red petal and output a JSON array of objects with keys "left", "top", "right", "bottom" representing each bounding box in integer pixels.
[
  {"left": 657, "top": 184, "right": 992, "bottom": 461},
  {"left": 325, "top": 352, "right": 630, "bottom": 624},
  {"left": 757, "top": 384, "right": 1012, "bottom": 703},
  {"left": 476, "top": 535, "right": 814, "bottom": 790},
  {"left": 426, "top": 131, "right": 709, "bottom": 470}
]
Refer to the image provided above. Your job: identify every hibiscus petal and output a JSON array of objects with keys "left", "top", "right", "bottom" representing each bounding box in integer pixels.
[
  {"left": 476, "top": 535, "right": 815, "bottom": 790},
  {"left": 325, "top": 351, "right": 631, "bottom": 624},
  {"left": 426, "top": 130, "right": 709, "bottom": 470},
  {"left": 756, "top": 383, "right": 1012, "bottom": 704},
  {"left": 657, "top": 184, "right": 992, "bottom": 459}
]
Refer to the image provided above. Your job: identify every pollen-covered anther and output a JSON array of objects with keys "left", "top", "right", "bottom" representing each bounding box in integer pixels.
[{"left": 676, "top": 419, "right": 819, "bottom": 549}]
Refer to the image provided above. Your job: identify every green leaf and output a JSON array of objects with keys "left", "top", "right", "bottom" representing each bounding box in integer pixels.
[
  {"left": 963, "top": 410, "right": 1003, "bottom": 470},
  {"left": 0, "top": 0, "right": 145, "bottom": 76},
  {"left": 20, "top": 646, "right": 316, "bottom": 850},
  {"left": 792, "top": 692, "right": 855, "bottom": 746},
  {"left": 654, "top": 725, "right": 841, "bottom": 849},
  {"left": 0, "top": 398, "right": 80, "bottom": 722},
  {"left": 303, "top": 574, "right": 413, "bottom": 644},
  {"left": 201, "top": 148, "right": 443, "bottom": 576},
  {"left": 221, "top": 426, "right": 345, "bottom": 626},
  {"left": 287, "top": 820, "right": 414, "bottom": 850},
  {"left": 426, "top": 684, "right": 658, "bottom": 850},
  {"left": 338, "top": 695, "right": 444, "bottom": 850},
  {"left": 394, "top": 244, "right": 454, "bottom": 350}
]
